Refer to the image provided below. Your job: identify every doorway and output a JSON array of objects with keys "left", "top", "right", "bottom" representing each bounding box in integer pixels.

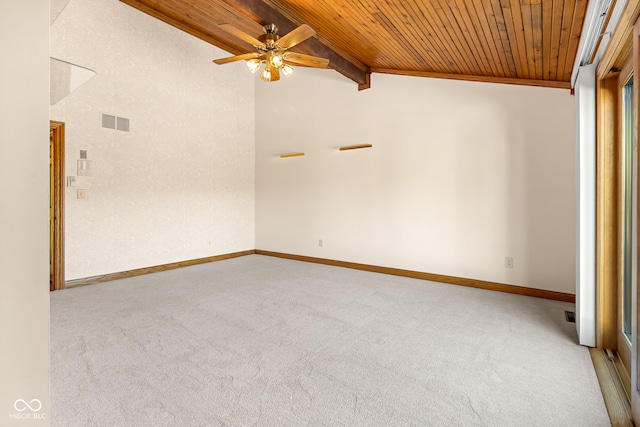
[{"left": 50, "top": 121, "right": 64, "bottom": 291}]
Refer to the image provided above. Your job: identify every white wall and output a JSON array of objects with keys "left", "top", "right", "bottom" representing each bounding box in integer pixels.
[
  {"left": 50, "top": 0, "right": 255, "bottom": 280},
  {"left": 0, "top": 0, "right": 50, "bottom": 424},
  {"left": 256, "top": 70, "right": 576, "bottom": 294}
]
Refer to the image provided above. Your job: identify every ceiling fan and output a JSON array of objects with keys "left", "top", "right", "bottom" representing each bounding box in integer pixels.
[{"left": 213, "top": 23, "right": 330, "bottom": 82}]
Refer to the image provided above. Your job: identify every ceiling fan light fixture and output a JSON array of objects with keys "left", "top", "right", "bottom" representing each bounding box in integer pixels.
[
  {"left": 246, "top": 58, "right": 262, "bottom": 73},
  {"left": 270, "top": 53, "right": 284, "bottom": 68},
  {"left": 260, "top": 67, "right": 272, "bottom": 82},
  {"left": 282, "top": 64, "right": 294, "bottom": 78}
]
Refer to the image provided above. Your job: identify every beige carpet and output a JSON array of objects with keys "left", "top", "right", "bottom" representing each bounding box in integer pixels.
[{"left": 50, "top": 255, "right": 610, "bottom": 426}]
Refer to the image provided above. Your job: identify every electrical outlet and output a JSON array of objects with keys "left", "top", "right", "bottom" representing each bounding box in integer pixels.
[
  {"left": 319, "top": 239, "right": 323, "bottom": 247},
  {"left": 77, "top": 189, "right": 86, "bottom": 199},
  {"left": 505, "top": 257, "right": 514, "bottom": 269}
]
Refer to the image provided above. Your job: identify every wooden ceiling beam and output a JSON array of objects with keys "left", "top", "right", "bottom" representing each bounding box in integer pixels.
[
  {"left": 217, "top": 0, "right": 372, "bottom": 90},
  {"left": 262, "top": 0, "right": 370, "bottom": 72}
]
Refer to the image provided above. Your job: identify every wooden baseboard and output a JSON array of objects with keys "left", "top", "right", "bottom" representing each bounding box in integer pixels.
[
  {"left": 255, "top": 250, "right": 575, "bottom": 303},
  {"left": 589, "top": 348, "right": 634, "bottom": 427},
  {"left": 64, "top": 250, "right": 256, "bottom": 288},
  {"left": 63, "top": 249, "right": 575, "bottom": 304}
]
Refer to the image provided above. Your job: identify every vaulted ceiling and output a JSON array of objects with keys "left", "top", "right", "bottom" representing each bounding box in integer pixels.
[{"left": 120, "top": 0, "right": 589, "bottom": 90}]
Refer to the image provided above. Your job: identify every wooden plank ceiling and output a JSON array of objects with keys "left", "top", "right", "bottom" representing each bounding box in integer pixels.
[{"left": 120, "top": 0, "right": 588, "bottom": 90}]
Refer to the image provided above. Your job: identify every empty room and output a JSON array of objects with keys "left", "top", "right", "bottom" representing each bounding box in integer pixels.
[{"left": 5, "top": 0, "right": 640, "bottom": 425}]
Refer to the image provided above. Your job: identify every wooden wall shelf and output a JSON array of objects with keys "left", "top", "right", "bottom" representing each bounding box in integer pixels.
[
  {"left": 339, "top": 144, "right": 372, "bottom": 151},
  {"left": 279, "top": 152, "right": 305, "bottom": 158}
]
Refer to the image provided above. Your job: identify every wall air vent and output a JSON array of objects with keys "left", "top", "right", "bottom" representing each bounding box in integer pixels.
[
  {"left": 101, "top": 113, "right": 116, "bottom": 130},
  {"left": 101, "top": 113, "right": 130, "bottom": 132},
  {"left": 117, "top": 117, "right": 129, "bottom": 132}
]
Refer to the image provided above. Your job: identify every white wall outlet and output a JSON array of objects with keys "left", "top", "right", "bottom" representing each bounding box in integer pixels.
[
  {"left": 77, "top": 189, "right": 86, "bottom": 199},
  {"left": 505, "top": 257, "right": 514, "bottom": 269},
  {"left": 319, "top": 239, "right": 323, "bottom": 247}
]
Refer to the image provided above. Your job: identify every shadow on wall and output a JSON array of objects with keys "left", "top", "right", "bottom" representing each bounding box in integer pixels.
[
  {"left": 505, "top": 104, "right": 576, "bottom": 293},
  {"left": 447, "top": 90, "right": 575, "bottom": 293}
]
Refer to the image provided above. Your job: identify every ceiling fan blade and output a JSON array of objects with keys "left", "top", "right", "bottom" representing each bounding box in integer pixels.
[
  {"left": 218, "top": 23, "right": 262, "bottom": 47},
  {"left": 213, "top": 52, "right": 261, "bottom": 65},
  {"left": 277, "top": 24, "right": 316, "bottom": 49},
  {"left": 283, "top": 52, "right": 329, "bottom": 68}
]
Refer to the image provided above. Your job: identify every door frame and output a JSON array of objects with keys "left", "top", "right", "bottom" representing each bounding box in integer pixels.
[
  {"left": 596, "top": 73, "right": 619, "bottom": 351},
  {"left": 617, "top": 56, "right": 633, "bottom": 373},
  {"left": 50, "top": 120, "right": 65, "bottom": 291},
  {"left": 632, "top": 17, "right": 640, "bottom": 422},
  {"left": 596, "top": 1, "right": 640, "bottom": 423},
  {"left": 595, "top": 2, "right": 640, "bottom": 354}
]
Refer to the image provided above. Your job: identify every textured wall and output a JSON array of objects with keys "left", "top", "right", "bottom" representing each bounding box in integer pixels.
[
  {"left": 256, "top": 69, "right": 576, "bottom": 294},
  {"left": 50, "top": 0, "right": 255, "bottom": 280}
]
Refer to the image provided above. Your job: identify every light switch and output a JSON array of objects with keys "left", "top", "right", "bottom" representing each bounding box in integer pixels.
[
  {"left": 67, "top": 176, "right": 76, "bottom": 187},
  {"left": 77, "top": 189, "right": 86, "bottom": 199},
  {"left": 77, "top": 160, "right": 92, "bottom": 176}
]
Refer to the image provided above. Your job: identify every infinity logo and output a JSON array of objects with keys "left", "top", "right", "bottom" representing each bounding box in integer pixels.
[{"left": 14, "top": 399, "right": 42, "bottom": 412}]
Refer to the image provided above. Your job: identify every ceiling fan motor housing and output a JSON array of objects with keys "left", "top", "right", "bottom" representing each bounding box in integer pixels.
[
  {"left": 258, "top": 24, "right": 280, "bottom": 49},
  {"left": 263, "top": 23, "right": 278, "bottom": 34}
]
